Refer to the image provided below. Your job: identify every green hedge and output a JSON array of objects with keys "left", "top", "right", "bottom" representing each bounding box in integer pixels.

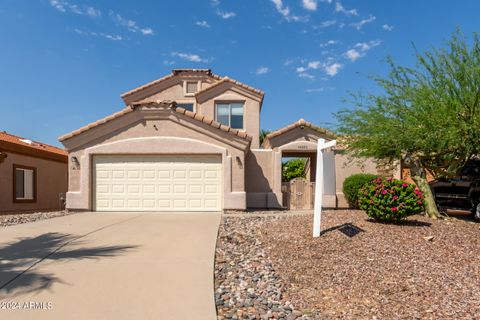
[
  {"left": 359, "top": 177, "right": 424, "bottom": 222},
  {"left": 343, "top": 173, "right": 379, "bottom": 208}
]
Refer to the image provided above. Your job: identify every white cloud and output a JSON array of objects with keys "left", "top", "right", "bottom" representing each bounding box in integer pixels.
[
  {"left": 302, "top": 0, "right": 317, "bottom": 11},
  {"left": 345, "top": 49, "right": 361, "bottom": 61},
  {"left": 298, "top": 72, "right": 314, "bottom": 79},
  {"left": 141, "top": 28, "right": 154, "bottom": 35},
  {"left": 270, "top": 0, "right": 304, "bottom": 22},
  {"left": 296, "top": 58, "right": 343, "bottom": 78},
  {"left": 307, "top": 61, "right": 321, "bottom": 69},
  {"left": 320, "top": 40, "right": 338, "bottom": 47},
  {"left": 255, "top": 66, "right": 269, "bottom": 75},
  {"left": 324, "top": 62, "right": 342, "bottom": 76},
  {"left": 351, "top": 15, "right": 376, "bottom": 30},
  {"left": 49, "top": 0, "right": 101, "bottom": 17},
  {"left": 216, "top": 9, "right": 236, "bottom": 19},
  {"left": 211, "top": 0, "right": 220, "bottom": 6},
  {"left": 74, "top": 28, "right": 122, "bottom": 41},
  {"left": 344, "top": 40, "right": 381, "bottom": 62},
  {"left": 382, "top": 24, "right": 394, "bottom": 31},
  {"left": 196, "top": 20, "right": 211, "bottom": 28},
  {"left": 306, "top": 87, "right": 334, "bottom": 93},
  {"left": 85, "top": 6, "right": 101, "bottom": 18},
  {"left": 109, "top": 11, "right": 154, "bottom": 35},
  {"left": 163, "top": 60, "right": 175, "bottom": 66},
  {"left": 335, "top": 2, "right": 357, "bottom": 16},
  {"left": 172, "top": 52, "right": 208, "bottom": 63},
  {"left": 314, "top": 19, "right": 336, "bottom": 29},
  {"left": 102, "top": 33, "right": 122, "bottom": 41}
]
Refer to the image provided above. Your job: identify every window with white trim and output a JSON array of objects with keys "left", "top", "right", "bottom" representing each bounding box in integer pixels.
[
  {"left": 215, "top": 102, "right": 244, "bottom": 129},
  {"left": 14, "top": 165, "right": 36, "bottom": 202}
]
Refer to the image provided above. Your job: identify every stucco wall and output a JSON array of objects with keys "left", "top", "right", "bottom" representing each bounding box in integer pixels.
[
  {"left": 0, "top": 152, "right": 67, "bottom": 213},
  {"left": 245, "top": 150, "right": 281, "bottom": 208},
  {"left": 127, "top": 73, "right": 262, "bottom": 149},
  {"left": 63, "top": 108, "right": 249, "bottom": 211}
]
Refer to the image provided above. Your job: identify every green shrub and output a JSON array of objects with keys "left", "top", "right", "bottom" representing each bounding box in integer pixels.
[
  {"left": 358, "top": 177, "right": 425, "bottom": 222},
  {"left": 343, "top": 173, "right": 379, "bottom": 208}
]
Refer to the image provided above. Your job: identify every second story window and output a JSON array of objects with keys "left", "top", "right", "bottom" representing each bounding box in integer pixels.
[
  {"left": 177, "top": 103, "right": 194, "bottom": 112},
  {"left": 215, "top": 102, "right": 244, "bottom": 129}
]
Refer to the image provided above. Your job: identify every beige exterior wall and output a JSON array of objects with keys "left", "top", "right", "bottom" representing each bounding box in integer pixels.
[
  {"left": 124, "top": 72, "right": 262, "bottom": 149},
  {"left": 62, "top": 107, "right": 249, "bottom": 211},
  {"left": 0, "top": 152, "right": 67, "bottom": 213},
  {"left": 245, "top": 150, "right": 282, "bottom": 208}
]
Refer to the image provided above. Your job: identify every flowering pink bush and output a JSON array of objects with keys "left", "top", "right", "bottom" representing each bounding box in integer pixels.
[{"left": 358, "top": 177, "right": 424, "bottom": 222}]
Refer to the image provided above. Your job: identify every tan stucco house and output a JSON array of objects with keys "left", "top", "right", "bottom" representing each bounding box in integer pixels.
[
  {"left": 59, "top": 69, "right": 394, "bottom": 212},
  {"left": 0, "top": 131, "right": 68, "bottom": 213}
]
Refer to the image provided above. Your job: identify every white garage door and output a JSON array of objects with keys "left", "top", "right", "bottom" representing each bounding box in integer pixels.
[{"left": 93, "top": 155, "right": 222, "bottom": 212}]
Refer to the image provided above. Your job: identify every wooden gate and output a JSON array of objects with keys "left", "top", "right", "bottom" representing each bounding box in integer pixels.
[{"left": 281, "top": 178, "right": 316, "bottom": 210}]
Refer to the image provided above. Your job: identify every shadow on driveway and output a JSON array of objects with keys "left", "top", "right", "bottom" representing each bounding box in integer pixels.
[{"left": 0, "top": 232, "right": 137, "bottom": 297}]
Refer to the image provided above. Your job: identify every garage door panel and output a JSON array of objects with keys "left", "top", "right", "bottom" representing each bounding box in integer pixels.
[{"left": 94, "top": 155, "right": 222, "bottom": 212}]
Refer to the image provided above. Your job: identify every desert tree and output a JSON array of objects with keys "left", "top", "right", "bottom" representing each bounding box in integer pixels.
[{"left": 335, "top": 29, "right": 480, "bottom": 219}]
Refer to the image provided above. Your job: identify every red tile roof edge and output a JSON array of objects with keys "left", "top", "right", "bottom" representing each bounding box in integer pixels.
[{"left": 58, "top": 100, "right": 252, "bottom": 143}]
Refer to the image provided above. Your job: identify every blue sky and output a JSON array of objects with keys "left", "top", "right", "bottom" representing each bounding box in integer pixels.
[{"left": 1, "top": 0, "right": 480, "bottom": 147}]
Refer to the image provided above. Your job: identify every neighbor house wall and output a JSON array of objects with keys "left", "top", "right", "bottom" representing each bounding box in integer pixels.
[{"left": 0, "top": 152, "right": 68, "bottom": 213}]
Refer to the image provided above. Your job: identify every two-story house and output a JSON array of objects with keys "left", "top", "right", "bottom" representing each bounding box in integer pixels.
[{"left": 59, "top": 69, "right": 392, "bottom": 212}]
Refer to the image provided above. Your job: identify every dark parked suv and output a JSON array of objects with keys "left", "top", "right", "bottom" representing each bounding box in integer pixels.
[{"left": 429, "top": 160, "right": 480, "bottom": 220}]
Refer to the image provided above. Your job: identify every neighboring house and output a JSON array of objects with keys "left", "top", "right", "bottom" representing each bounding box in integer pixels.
[
  {"left": 0, "top": 131, "right": 68, "bottom": 213},
  {"left": 59, "top": 69, "right": 396, "bottom": 212}
]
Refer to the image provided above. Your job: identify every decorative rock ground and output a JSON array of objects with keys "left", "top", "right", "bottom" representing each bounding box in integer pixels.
[
  {"left": 0, "top": 211, "right": 70, "bottom": 227},
  {"left": 215, "top": 216, "right": 315, "bottom": 319}
]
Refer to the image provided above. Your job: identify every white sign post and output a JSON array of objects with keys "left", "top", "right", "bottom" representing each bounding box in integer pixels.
[{"left": 313, "top": 138, "right": 336, "bottom": 237}]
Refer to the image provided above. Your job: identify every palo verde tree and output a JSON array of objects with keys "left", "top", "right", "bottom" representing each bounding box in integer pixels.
[{"left": 335, "top": 29, "right": 480, "bottom": 219}]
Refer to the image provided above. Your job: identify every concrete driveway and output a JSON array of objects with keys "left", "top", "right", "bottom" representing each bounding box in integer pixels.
[{"left": 0, "top": 212, "right": 221, "bottom": 320}]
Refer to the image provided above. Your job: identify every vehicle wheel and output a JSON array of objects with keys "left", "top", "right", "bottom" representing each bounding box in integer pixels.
[{"left": 473, "top": 202, "right": 480, "bottom": 221}]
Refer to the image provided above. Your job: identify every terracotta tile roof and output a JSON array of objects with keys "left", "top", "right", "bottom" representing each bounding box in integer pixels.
[
  {"left": 120, "top": 69, "right": 222, "bottom": 99},
  {"left": 58, "top": 107, "right": 134, "bottom": 142},
  {"left": 120, "top": 69, "right": 264, "bottom": 101},
  {"left": 59, "top": 100, "right": 251, "bottom": 142},
  {"left": 171, "top": 103, "right": 251, "bottom": 141},
  {"left": 0, "top": 131, "right": 67, "bottom": 157},
  {"left": 264, "top": 118, "right": 337, "bottom": 141},
  {"left": 195, "top": 76, "right": 265, "bottom": 99}
]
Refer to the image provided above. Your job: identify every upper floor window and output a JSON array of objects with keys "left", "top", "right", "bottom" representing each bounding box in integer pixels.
[
  {"left": 215, "top": 102, "right": 244, "bottom": 129},
  {"left": 177, "top": 103, "right": 194, "bottom": 112},
  {"left": 185, "top": 81, "right": 198, "bottom": 94},
  {"left": 14, "top": 165, "right": 36, "bottom": 203}
]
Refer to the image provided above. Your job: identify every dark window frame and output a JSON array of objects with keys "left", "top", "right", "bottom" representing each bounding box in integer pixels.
[{"left": 13, "top": 164, "right": 37, "bottom": 203}]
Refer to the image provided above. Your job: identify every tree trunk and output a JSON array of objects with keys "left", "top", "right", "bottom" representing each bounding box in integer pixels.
[
  {"left": 411, "top": 175, "right": 440, "bottom": 219},
  {"left": 409, "top": 160, "right": 440, "bottom": 219}
]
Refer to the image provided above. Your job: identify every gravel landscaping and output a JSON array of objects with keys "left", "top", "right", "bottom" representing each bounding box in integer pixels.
[
  {"left": 215, "top": 216, "right": 314, "bottom": 320},
  {"left": 0, "top": 210, "right": 70, "bottom": 227},
  {"left": 215, "top": 210, "right": 480, "bottom": 319},
  {"left": 260, "top": 210, "right": 480, "bottom": 319}
]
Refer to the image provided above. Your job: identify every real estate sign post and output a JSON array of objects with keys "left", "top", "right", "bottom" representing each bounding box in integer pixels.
[{"left": 313, "top": 138, "right": 336, "bottom": 237}]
